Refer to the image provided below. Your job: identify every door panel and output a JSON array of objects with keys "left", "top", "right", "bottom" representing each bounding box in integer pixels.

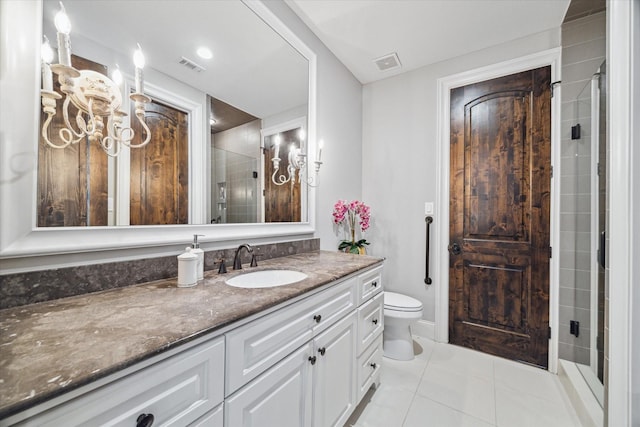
[
  {"left": 449, "top": 67, "right": 551, "bottom": 368},
  {"left": 130, "top": 99, "right": 189, "bottom": 225}
]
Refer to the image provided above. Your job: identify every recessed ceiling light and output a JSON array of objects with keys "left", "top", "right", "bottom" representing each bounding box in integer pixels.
[{"left": 197, "top": 47, "right": 213, "bottom": 60}]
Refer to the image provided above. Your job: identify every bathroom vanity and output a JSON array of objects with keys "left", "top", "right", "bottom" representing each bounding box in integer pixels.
[{"left": 0, "top": 251, "right": 384, "bottom": 427}]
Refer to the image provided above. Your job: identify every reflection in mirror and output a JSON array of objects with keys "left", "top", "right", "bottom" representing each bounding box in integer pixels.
[
  {"left": 263, "top": 123, "right": 306, "bottom": 223},
  {"left": 38, "top": 0, "right": 309, "bottom": 227}
]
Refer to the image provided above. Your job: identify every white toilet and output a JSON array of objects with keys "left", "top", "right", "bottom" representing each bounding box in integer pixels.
[{"left": 383, "top": 291, "right": 423, "bottom": 360}]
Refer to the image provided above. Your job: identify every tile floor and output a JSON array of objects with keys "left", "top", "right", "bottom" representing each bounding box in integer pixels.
[{"left": 345, "top": 337, "right": 583, "bottom": 427}]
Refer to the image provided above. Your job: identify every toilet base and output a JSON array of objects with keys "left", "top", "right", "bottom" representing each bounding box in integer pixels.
[{"left": 383, "top": 321, "right": 415, "bottom": 361}]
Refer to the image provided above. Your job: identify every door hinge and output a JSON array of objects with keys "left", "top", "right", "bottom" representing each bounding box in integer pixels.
[
  {"left": 550, "top": 165, "right": 553, "bottom": 178},
  {"left": 549, "top": 246, "right": 552, "bottom": 258},
  {"left": 548, "top": 327, "right": 552, "bottom": 339},
  {"left": 551, "top": 81, "right": 561, "bottom": 98}
]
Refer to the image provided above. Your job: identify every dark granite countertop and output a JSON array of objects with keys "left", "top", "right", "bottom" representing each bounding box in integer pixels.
[{"left": 0, "top": 250, "right": 382, "bottom": 420}]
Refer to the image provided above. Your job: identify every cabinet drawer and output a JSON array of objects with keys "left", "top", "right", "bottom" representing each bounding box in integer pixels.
[
  {"left": 357, "top": 292, "right": 383, "bottom": 354},
  {"left": 357, "top": 336, "right": 383, "bottom": 401},
  {"left": 20, "top": 337, "right": 225, "bottom": 427},
  {"left": 357, "top": 266, "right": 383, "bottom": 305},
  {"left": 225, "top": 278, "right": 356, "bottom": 396},
  {"left": 310, "top": 277, "right": 357, "bottom": 335}
]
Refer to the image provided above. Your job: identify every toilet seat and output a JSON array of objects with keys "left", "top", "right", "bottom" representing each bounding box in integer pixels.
[{"left": 384, "top": 291, "right": 422, "bottom": 312}]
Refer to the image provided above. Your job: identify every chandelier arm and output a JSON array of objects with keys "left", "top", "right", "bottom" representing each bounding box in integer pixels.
[
  {"left": 61, "top": 96, "right": 86, "bottom": 139},
  {"left": 100, "top": 136, "right": 120, "bottom": 157},
  {"left": 41, "top": 111, "right": 71, "bottom": 149},
  {"left": 114, "top": 125, "right": 134, "bottom": 143},
  {"left": 271, "top": 166, "right": 291, "bottom": 186},
  {"left": 126, "top": 109, "right": 151, "bottom": 148}
]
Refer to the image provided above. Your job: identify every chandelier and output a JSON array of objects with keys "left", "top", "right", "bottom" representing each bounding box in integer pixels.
[
  {"left": 40, "top": 2, "right": 151, "bottom": 157},
  {"left": 270, "top": 129, "right": 323, "bottom": 187}
]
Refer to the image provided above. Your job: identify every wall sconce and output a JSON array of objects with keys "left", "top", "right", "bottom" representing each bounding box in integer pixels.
[
  {"left": 40, "top": 2, "right": 151, "bottom": 157},
  {"left": 271, "top": 129, "right": 323, "bottom": 187}
]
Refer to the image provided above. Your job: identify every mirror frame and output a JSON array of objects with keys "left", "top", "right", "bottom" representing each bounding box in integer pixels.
[{"left": 0, "top": 0, "right": 317, "bottom": 271}]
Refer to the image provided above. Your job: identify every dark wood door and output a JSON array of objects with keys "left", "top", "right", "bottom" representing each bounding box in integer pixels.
[
  {"left": 449, "top": 67, "right": 551, "bottom": 368},
  {"left": 263, "top": 129, "right": 302, "bottom": 223},
  {"left": 130, "top": 99, "right": 188, "bottom": 225},
  {"left": 37, "top": 55, "right": 108, "bottom": 227}
]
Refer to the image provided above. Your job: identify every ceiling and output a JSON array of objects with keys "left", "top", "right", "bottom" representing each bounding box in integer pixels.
[
  {"left": 42, "top": 0, "right": 308, "bottom": 120},
  {"left": 286, "top": 0, "right": 571, "bottom": 84}
]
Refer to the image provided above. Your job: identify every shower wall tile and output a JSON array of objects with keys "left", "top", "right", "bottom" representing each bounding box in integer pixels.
[
  {"left": 560, "top": 175, "right": 592, "bottom": 195},
  {"left": 559, "top": 322, "right": 592, "bottom": 349},
  {"left": 559, "top": 268, "right": 591, "bottom": 290},
  {"left": 559, "top": 286, "right": 591, "bottom": 310},
  {"left": 559, "top": 305, "right": 591, "bottom": 330},
  {"left": 559, "top": 249, "right": 590, "bottom": 270},
  {"left": 560, "top": 194, "right": 592, "bottom": 214},
  {"left": 559, "top": 212, "right": 591, "bottom": 233},
  {"left": 562, "top": 13, "right": 607, "bottom": 49},
  {"left": 559, "top": 342, "right": 591, "bottom": 365}
]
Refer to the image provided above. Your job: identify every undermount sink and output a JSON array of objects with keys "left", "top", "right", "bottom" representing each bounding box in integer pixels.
[{"left": 225, "top": 270, "right": 308, "bottom": 288}]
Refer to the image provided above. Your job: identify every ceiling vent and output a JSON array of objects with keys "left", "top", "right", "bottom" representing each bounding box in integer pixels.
[
  {"left": 373, "top": 52, "right": 401, "bottom": 72},
  {"left": 178, "top": 56, "right": 206, "bottom": 73}
]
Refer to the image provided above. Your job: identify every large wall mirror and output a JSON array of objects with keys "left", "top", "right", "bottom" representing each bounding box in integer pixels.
[
  {"left": 40, "top": 0, "right": 309, "bottom": 227},
  {"left": 0, "top": 0, "right": 317, "bottom": 265}
]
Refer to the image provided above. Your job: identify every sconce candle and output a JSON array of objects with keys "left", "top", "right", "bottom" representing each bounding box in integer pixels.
[
  {"left": 274, "top": 135, "right": 281, "bottom": 159},
  {"left": 133, "top": 44, "right": 145, "bottom": 94},
  {"left": 41, "top": 36, "right": 54, "bottom": 92},
  {"left": 317, "top": 139, "right": 324, "bottom": 163},
  {"left": 54, "top": 2, "right": 72, "bottom": 67}
]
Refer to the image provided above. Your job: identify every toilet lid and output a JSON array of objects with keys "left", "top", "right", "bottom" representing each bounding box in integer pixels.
[{"left": 384, "top": 291, "right": 423, "bottom": 312}]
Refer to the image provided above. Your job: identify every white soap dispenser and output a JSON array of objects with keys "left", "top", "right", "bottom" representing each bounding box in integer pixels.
[
  {"left": 191, "top": 234, "right": 205, "bottom": 281},
  {"left": 177, "top": 247, "right": 198, "bottom": 287}
]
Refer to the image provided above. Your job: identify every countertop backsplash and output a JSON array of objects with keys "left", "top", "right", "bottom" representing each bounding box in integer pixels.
[{"left": 0, "top": 238, "right": 319, "bottom": 310}]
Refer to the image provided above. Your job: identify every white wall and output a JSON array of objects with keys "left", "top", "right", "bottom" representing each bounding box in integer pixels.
[{"left": 362, "top": 28, "right": 561, "bottom": 322}]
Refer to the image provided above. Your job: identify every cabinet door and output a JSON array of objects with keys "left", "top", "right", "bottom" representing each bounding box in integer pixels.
[
  {"left": 312, "top": 311, "right": 357, "bottom": 427},
  {"left": 225, "top": 343, "right": 313, "bottom": 427}
]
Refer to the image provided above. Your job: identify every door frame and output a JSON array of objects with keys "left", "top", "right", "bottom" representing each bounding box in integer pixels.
[{"left": 434, "top": 48, "right": 562, "bottom": 373}]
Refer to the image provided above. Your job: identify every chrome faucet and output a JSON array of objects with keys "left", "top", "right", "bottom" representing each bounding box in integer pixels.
[{"left": 233, "top": 243, "right": 254, "bottom": 270}]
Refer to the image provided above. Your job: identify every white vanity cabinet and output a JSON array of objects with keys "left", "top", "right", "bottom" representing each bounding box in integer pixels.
[
  {"left": 224, "top": 265, "right": 382, "bottom": 427},
  {"left": 13, "top": 336, "right": 225, "bottom": 427},
  {"left": 6, "top": 263, "right": 384, "bottom": 427}
]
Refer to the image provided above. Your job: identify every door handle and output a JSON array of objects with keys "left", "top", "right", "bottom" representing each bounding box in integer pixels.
[{"left": 448, "top": 242, "right": 462, "bottom": 255}]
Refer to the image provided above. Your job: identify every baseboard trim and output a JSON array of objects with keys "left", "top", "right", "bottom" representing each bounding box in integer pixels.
[{"left": 411, "top": 320, "right": 435, "bottom": 341}]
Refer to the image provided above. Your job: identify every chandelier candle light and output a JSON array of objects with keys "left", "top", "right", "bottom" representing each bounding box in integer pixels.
[
  {"left": 271, "top": 129, "right": 323, "bottom": 187},
  {"left": 40, "top": 2, "right": 151, "bottom": 157}
]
